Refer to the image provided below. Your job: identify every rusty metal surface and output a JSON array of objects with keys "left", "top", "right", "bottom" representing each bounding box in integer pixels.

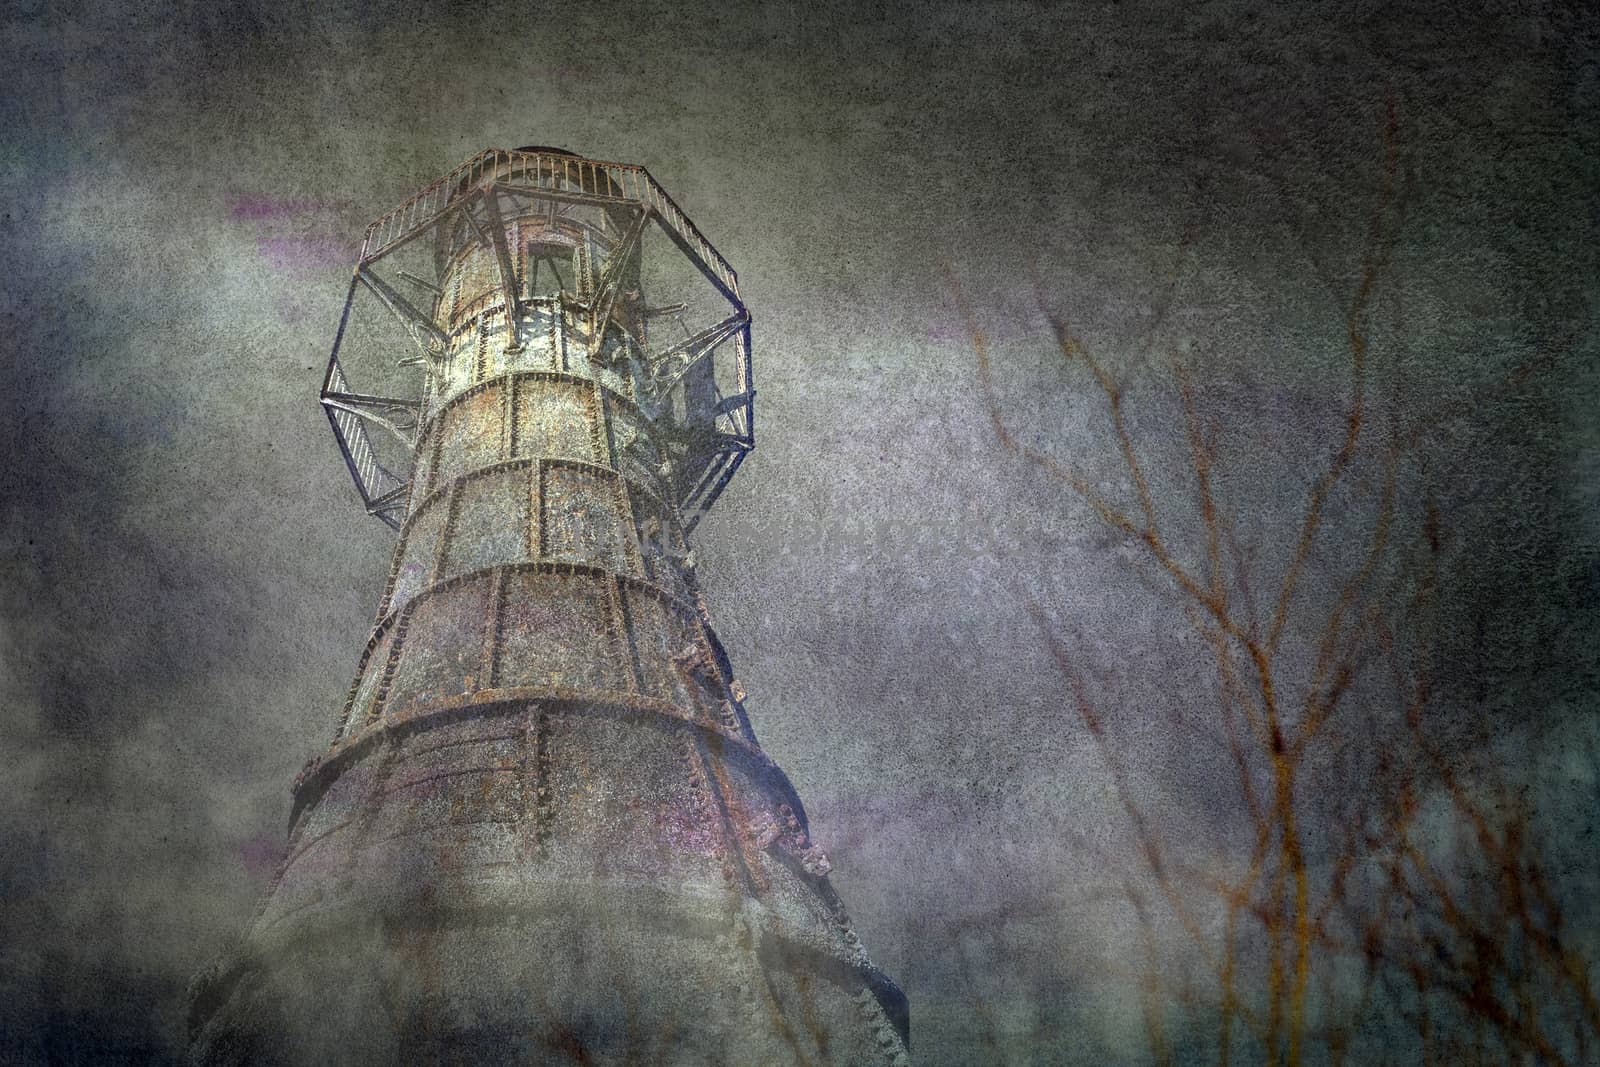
[
  {"left": 321, "top": 149, "right": 755, "bottom": 532},
  {"left": 194, "top": 150, "right": 908, "bottom": 1066}
]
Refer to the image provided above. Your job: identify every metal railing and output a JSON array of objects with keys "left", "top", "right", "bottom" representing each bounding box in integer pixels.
[
  {"left": 359, "top": 149, "right": 740, "bottom": 302},
  {"left": 335, "top": 148, "right": 751, "bottom": 532},
  {"left": 323, "top": 358, "right": 402, "bottom": 513}
]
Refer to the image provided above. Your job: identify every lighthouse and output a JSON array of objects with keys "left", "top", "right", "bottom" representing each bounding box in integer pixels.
[{"left": 188, "top": 148, "right": 910, "bottom": 1066}]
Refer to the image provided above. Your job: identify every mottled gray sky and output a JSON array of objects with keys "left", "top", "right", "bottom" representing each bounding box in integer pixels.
[{"left": 3, "top": 1, "right": 1597, "bottom": 1063}]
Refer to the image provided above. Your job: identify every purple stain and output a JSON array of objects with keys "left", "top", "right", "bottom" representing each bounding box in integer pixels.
[
  {"left": 238, "top": 834, "right": 283, "bottom": 880},
  {"left": 230, "top": 193, "right": 357, "bottom": 276},
  {"left": 256, "top": 234, "right": 357, "bottom": 272},
  {"left": 228, "top": 194, "right": 336, "bottom": 220},
  {"left": 653, "top": 796, "right": 722, "bottom": 857}
]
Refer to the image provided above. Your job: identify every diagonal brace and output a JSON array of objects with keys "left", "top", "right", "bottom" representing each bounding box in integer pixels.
[
  {"left": 357, "top": 267, "right": 449, "bottom": 360},
  {"left": 321, "top": 391, "right": 424, "bottom": 449},
  {"left": 479, "top": 185, "right": 524, "bottom": 351},
  {"left": 366, "top": 481, "right": 412, "bottom": 526},
  {"left": 646, "top": 309, "right": 750, "bottom": 401},
  {"left": 587, "top": 205, "right": 650, "bottom": 357}
]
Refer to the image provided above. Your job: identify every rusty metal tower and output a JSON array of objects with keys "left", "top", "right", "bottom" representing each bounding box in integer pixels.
[{"left": 188, "top": 149, "right": 910, "bottom": 1065}]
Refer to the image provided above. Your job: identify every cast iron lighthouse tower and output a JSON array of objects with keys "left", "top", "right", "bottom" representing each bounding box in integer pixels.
[{"left": 188, "top": 149, "right": 910, "bottom": 1064}]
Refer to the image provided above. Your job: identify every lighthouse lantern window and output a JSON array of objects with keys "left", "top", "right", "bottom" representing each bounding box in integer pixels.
[{"left": 525, "top": 239, "right": 573, "bottom": 298}]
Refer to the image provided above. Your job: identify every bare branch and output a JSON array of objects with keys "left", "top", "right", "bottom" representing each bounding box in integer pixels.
[{"left": 1266, "top": 98, "right": 1403, "bottom": 662}]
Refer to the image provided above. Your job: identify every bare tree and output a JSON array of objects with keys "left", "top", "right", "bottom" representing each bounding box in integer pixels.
[{"left": 951, "top": 101, "right": 1596, "bottom": 1066}]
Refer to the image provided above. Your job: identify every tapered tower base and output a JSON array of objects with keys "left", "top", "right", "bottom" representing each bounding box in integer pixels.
[
  {"left": 193, "top": 148, "right": 909, "bottom": 1065},
  {"left": 192, "top": 892, "right": 907, "bottom": 1066},
  {"left": 190, "top": 702, "right": 909, "bottom": 1066}
]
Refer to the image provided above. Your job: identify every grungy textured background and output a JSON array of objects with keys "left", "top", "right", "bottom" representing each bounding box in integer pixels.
[{"left": 2, "top": 1, "right": 1598, "bottom": 1063}]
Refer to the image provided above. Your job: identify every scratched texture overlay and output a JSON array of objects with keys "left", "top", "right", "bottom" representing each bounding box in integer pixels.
[{"left": 2, "top": 1, "right": 1598, "bottom": 1064}]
